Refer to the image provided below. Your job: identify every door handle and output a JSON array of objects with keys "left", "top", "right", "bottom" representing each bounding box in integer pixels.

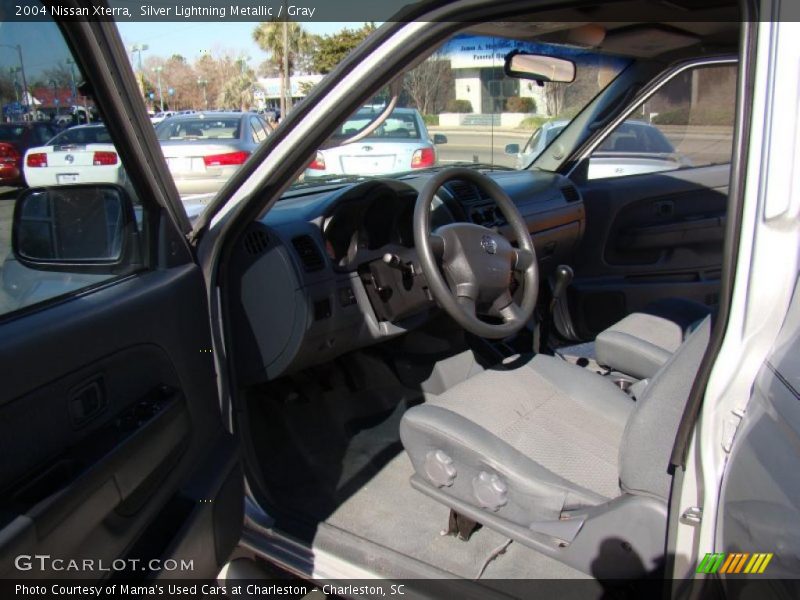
[
  {"left": 654, "top": 200, "right": 675, "bottom": 217},
  {"left": 68, "top": 378, "right": 106, "bottom": 427}
]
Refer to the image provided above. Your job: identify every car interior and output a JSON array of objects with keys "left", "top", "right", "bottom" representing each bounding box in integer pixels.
[
  {"left": 0, "top": 0, "right": 746, "bottom": 589},
  {"left": 217, "top": 6, "right": 742, "bottom": 584}
]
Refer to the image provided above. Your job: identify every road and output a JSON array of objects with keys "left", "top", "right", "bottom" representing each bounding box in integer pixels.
[{"left": 433, "top": 130, "right": 528, "bottom": 168}]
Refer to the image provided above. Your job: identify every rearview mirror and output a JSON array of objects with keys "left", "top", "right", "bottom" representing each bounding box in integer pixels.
[
  {"left": 504, "top": 143, "right": 520, "bottom": 155},
  {"left": 433, "top": 134, "right": 448, "bottom": 145},
  {"left": 13, "top": 185, "right": 140, "bottom": 273},
  {"left": 504, "top": 50, "right": 576, "bottom": 83}
]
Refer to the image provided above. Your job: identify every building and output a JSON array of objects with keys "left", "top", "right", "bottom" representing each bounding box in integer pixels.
[
  {"left": 255, "top": 74, "right": 325, "bottom": 110},
  {"left": 440, "top": 35, "right": 546, "bottom": 115}
]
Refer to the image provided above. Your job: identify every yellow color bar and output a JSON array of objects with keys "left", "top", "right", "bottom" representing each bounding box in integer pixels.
[
  {"left": 744, "top": 554, "right": 762, "bottom": 574},
  {"left": 758, "top": 553, "right": 773, "bottom": 574}
]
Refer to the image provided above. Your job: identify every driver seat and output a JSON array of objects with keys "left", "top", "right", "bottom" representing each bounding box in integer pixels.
[{"left": 399, "top": 317, "right": 711, "bottom": 578}]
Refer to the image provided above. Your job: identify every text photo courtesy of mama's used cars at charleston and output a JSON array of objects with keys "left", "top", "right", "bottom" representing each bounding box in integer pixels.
[{"left": 0, "top": 0, "right": 799, "bottom": 598}]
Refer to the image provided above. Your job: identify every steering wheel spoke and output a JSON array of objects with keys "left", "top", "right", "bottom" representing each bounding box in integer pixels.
[
  {"left": 430, "top": 233, "right": 445, "bottom": 259},
  {"left": 513, "top": 247, "right": 535, "bottom": 272},
  {"left": 498, "top": 300, "right": 524, "bottom": 324},
  {"left": 456, "top": 295, "right": 477, "bottom": 317}
]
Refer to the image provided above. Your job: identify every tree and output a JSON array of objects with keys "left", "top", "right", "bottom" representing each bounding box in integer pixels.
[
  {"left": 162, "top": 54, "right": 200, "bottom": 110},
  {"left": 544, "top": 82, "right": 567, "bottom": 117},
  {"left": 38, "top": 62, "right": 74, "bottom": 90},
  {"left": 403, "top": 55, "right": 453, "bottom": 115},
  {"left": 310, "top": 23, "right": 376, "bottom": 75},
  {"left": 218, "top": 67, "right": 256, "bottom": 111},
  {"left": 0, "top": 70, "right": 16, "bottom": 107},
  {"left": 252, "top": 20, "right": 311, "bottom": 114}
]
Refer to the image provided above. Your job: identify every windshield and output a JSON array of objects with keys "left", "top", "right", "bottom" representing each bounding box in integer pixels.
[
  {"left": 0, "top": 125, "right": 26, "bottom": 142},
  {"left": 596, "top": 122, "right": 675, "bottom": 154},
  {"left": 50, "top": 127, "right": 111, "bottom": 145},
  {"left": 290, "top": 34, "right": 630, "bottom": 190},
  {"left": 333, "top": 110, "right": 423, "bottom": 141},
  {"left": 99, "top": 21, "right": 628, "bottom": 213},
  {"left": 155, "top": 118, "right": 242, "bottom": 140}
]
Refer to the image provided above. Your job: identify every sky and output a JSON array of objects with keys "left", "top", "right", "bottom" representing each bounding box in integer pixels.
[
  {"left": 0, "top": 21, "right": 366, "bottom": 83},
  {"left": 116, "top": 21, "right": 363, "bottom": 70}
]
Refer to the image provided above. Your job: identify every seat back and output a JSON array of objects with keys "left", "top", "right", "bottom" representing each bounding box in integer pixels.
[{"left": 618, "top": 316, "right": 712, "bottom": 500}]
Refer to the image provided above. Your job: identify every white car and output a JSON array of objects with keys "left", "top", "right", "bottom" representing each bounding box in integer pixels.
[
  {"left": 150, "top": 111, "right": 176, "bottom": 125},
  {"left": 22, "top": 124, "right": 125, "bottom": 187},
  {"left": 509, "top": 119, "right": 691, "bottom": 178}
]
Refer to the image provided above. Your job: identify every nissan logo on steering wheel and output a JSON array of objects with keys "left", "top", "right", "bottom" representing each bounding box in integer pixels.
[{"left": 480, "top": 235, "right": 497, "bottom": 255}]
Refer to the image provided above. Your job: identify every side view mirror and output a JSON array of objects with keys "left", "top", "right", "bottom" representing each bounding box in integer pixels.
[
  {"left": 433, "top": 133, "right": 448, "bottom": 145},
  {"left": 12, "top": 184, "right": 141, "bottom": 274},
  {"left": 505, "top": 143, "right": 521, "bottom": 155},
  {"left": 504, "top": 50, "right": 576, "bottom": 83}
]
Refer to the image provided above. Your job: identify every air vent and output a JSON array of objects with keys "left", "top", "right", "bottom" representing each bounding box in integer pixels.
[
  {"left": 561, "top": 185, "right": 580, "bottom": 203},
  {"left": 447, "top": 180, "right": 481, "bottom": 204},
  {"left": 243, "top": 229, "right": 270, "bottom": 256},
  {"left": 291, "top": 235, "right": 325, "bottom": 272}
]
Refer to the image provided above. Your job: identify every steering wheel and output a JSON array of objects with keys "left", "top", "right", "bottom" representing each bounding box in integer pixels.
[{"left": 414, "top": 168, "right": 538, "bottom": 339}]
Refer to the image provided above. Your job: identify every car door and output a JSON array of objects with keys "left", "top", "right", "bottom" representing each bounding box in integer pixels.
[
  {"left": 565, "top": 59, "right": 737, "bottom": 339},
  {"left": 713, "top": 275, "right": 800, "bottom": 591},
  {"left": 0, "top": 13, "right": 241, "bottom": 580}
]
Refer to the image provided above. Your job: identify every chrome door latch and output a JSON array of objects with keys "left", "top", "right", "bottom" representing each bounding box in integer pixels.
[{"left": 680, "top": 506, "right": 703, "bottom": 526}]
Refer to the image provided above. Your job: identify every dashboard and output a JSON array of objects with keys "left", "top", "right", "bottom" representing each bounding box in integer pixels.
[{"left": 227, "top": 169, "right": 585, "bottom": 384}]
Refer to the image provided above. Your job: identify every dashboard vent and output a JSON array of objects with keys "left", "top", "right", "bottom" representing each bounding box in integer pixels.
[
  {"left": 292, "top": 235, "right": 325, "bottom": 272},
  {"left": 243, "top": 229, "right": 270, "bottom": 256},
  {"left": 561, "top": 185, "right": 581, "bottom": 203},
  {"left": 448, "top": 180, "right": 481, "bottom": 204}
]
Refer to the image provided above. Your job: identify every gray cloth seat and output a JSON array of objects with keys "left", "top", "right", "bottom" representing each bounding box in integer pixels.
[
  {"left": 399, "top": 318, "right": 711, "bottom": 575},
  {"left": 595, "top": 298, "right": 713, "bottom": 380}
]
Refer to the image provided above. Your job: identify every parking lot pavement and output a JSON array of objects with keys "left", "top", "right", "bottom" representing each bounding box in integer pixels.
[{"left": 431, "top": 129, "right": 524, "bottom": 168}]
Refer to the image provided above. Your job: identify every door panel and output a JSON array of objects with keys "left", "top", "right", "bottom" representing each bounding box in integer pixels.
[
  {"left": 0, "top": 263, "right": 241, "bottom": 579},
  {"left": 569, "top": 164, "right": 729, "bottom": 338},
  {"left": 716, "top": 278, "right": 800, "bottom": 591},
  {"left": 0, "top": 8, "right": 241, "bottom": 581}
]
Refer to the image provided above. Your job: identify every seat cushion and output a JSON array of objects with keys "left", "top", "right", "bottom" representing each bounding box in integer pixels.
[
  {"left": 595, "top": 298, "right": 713, "bottom": 379},
  {"left": 400, "top": 355, "right": 633, "bottom": 524}
]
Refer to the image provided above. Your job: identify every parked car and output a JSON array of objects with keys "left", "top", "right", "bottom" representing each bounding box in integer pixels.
[
  {"left": 155, "top": 111, "right": 270, "bottom": 195},
  {"left": 0, "top": 122, "right": 58, "bottom": 186},
  {"left": 507, "top": 119, "right": 690, "bottom": 177},
  {"left": 150, "top": 110, "right": 176, "bottom": 125},
  {"left": 22, "top": 124, "right": 124, "bottom": 187},
  {"left": 304, "top": 107, "right": 447, "bottom": 178}
]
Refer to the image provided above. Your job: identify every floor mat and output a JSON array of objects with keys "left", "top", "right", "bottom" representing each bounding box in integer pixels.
[{"left": 249, "top": 382, "right": 423, "bottom": 521}]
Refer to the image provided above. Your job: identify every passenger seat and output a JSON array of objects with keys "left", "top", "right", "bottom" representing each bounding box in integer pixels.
[{"left": 595, "top": 298, "right": 713, "bottom": 380}]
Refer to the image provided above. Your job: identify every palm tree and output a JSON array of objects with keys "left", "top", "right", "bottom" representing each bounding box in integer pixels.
[
  {"left": 252, "top": 20, "right": 311, "bottom": 115},
  {"left": 218, "top": 70, "right": 256, "bottom": 112}
]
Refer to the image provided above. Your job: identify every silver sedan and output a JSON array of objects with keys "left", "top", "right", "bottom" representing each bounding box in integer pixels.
[{"left": 156, "top": 112, "right": 270, "bottom": 195}]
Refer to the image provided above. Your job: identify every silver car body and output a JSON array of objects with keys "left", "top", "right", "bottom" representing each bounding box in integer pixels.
[
  {"left": 305, "top": 108, "right": 438, "bottom": 178},
  {"left": 156, "top": 112, "right": 270, "bottom": 195}
]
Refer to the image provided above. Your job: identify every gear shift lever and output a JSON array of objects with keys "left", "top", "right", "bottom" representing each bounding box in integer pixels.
[{"left": 549, "top": 264, "right": 574, "bottom": 313}]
